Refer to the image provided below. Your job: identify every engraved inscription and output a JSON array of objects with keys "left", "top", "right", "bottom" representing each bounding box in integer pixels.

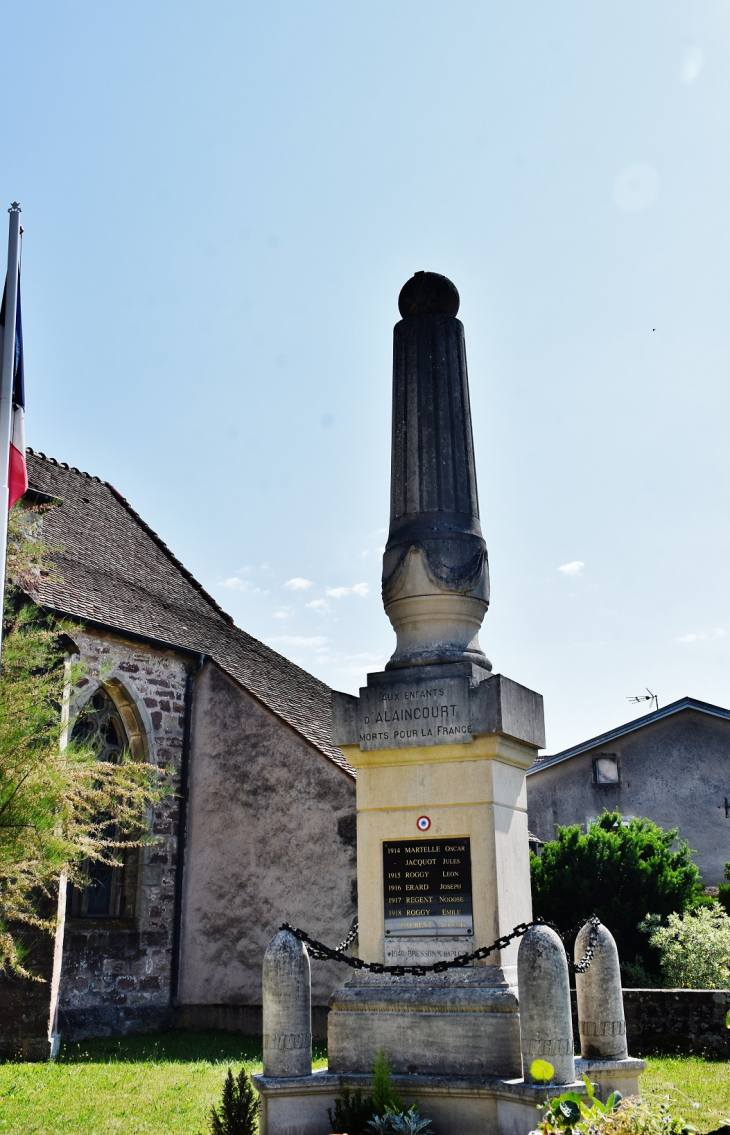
[
  {"left": 383, "top": 838, "right": 473, "bottom": 937},
  {"left": 523, "top": 1038, "right": 573, "bottom": 1055},
  {"left": 579, "top": 1020, "right": 626, "bottom": 1036},
  {"left": 263, "top": 1031, "right": 312, "bottom": 1050},
  {"left": 358, "top": 676, "right": 471, "bottom": 750}
]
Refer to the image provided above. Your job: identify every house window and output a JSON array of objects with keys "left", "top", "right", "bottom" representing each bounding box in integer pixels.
[
  {"left": 593, "top": 754, "right": 620, "bottom": 785},
  {"left": 67, "top": 688, "right": 139, "bottom": 920}
]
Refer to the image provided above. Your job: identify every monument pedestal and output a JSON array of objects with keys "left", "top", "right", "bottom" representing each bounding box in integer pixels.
[
  {"left": 252, "top": 1069, "right": 588, "bottom": 1135},
  {"left": 328, "top": 968, "right": 521, "bottom": 1078}
]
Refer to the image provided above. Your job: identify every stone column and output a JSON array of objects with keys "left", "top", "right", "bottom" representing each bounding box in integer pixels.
[
  {"left": 262, "top": 930, "right": 312, "bottom": 1078},
  {"left": 575, "top": 922, "right": 628, "bottom": 1060},
  {"left": 383, "top": 271, "right": 490, "bottom": 672},
  {"left": 518, "top": 924, "right": 575, "bottom": 1085}
]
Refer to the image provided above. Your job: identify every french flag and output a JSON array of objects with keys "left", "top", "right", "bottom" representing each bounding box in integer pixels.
[{"left": 0, "top": 272, "right": 26, "bottom": 509}]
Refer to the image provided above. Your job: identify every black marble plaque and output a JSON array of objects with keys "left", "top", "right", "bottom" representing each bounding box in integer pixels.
[{"left": 383, "top": 837, "right": 473, "bottom": 937}]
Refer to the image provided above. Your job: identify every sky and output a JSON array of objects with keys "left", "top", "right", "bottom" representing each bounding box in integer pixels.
[{"left": 2, "top": 0, "right": 730, "bottom": 753}]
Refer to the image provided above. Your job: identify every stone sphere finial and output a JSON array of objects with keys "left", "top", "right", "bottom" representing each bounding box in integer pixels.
[{"left": 398, "top": 271, "right": 460, "bottom": 318}]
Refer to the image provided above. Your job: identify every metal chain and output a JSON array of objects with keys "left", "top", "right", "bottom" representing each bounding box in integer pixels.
[{"left": 281, "top": 915, "right": 600, "bottom": 977}]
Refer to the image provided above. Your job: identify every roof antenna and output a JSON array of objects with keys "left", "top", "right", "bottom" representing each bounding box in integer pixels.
[{"left": 627, "top": 688, "right": 659, "bottom": 712}]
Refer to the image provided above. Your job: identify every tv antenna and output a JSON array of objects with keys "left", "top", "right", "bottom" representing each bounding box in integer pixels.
[{"left": 627, "top": 688, "right": 658, "bottom": 712}]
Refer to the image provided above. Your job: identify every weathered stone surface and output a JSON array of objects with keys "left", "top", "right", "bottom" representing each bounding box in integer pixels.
[
  {"left": 327, "top": 969, "right": 522, "bottom": 1078},
  {"left": 262, "top": 930, "right": 312, "bottom": 1078},
  {"left": 382, "top": 272, "right": 490, "bottom": 672},
  {"left": 518, "top": 924, "right": 575, "bottom": 1084},
  {"left": 332, "top": 667, "right": 545, "bottom": 752},
  {"left": 575, "top": 922, "right": 628, "bottom": 1060}
]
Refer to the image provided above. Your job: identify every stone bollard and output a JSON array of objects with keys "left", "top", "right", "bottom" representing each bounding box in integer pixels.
[
  {"left": 518, "top": 924, "right": 575, "bottom": 1085},
  {"left": 262, "top": 929, "right": 312, "bottom": 1077},
  {"left": 575, "top": 921, "right": 628, "bottom": 1061}
]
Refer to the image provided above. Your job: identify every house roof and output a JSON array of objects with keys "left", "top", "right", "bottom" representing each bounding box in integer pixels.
[
  {"left": 527, "top": 696, "right": 730, "bottom": 775},
  {"left": 22, "top": 449, "right": 354, "bottom": 779}
]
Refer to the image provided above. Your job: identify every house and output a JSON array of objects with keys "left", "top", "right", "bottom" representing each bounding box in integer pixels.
[
  {"left": 526, "top": 697, "right": 730, "bottom": 885},
  {"left": 1, "top": 449, "right": 356, "bottom": 1059}
]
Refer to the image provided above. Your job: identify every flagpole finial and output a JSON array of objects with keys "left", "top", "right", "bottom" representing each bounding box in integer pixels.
[{"left": 8, "top": 203, "right": 20, "bottom": 213}]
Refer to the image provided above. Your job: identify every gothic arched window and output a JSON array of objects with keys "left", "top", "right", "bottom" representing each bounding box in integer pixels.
[{"left": 67, "top": 688, "right": 140, "bottom": 920}]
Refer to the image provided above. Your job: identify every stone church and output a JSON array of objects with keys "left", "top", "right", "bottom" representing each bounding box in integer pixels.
[{"left": 4, "top": 448, "right": 357, "bottom": 1059}]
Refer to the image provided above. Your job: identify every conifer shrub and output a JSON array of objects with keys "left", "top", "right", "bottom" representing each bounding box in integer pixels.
[{"left": 209, "top": 1066, "right": 259, "bottom": 1135}]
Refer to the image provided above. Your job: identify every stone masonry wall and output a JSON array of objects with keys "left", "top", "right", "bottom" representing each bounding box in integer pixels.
[
  {"left": 57, "top": 626, "right": 191, "bottom": 1040},
  {"left": 571, "top": 988, "right": 730, "bottom": 1057}
]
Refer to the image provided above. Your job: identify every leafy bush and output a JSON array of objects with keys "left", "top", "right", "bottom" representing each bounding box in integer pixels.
[
  {"left": 209, "top": 1066, "right": 259, "bottom": 1135},
  {"left": 646, "top": 905, "right": 730, "bottom": 989},
  {"left": 368, "top": 1107, "right": 434, "bottom": 1135},
  {"left": 531, "top": 813, "right": 705, "bottom": 981},
  {"left": 529, "top": 1062, "right": 696, "bottom": 1135}
]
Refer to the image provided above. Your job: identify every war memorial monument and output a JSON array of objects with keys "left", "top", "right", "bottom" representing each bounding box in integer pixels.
[{"left": 252, "top": 273, "right": 644, "bottom": 1134}]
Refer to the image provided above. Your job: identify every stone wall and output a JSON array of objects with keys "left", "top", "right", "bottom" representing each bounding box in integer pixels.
[
  {"left": 57, "top": 627, "right": 190, "bottom": 1039},
  {"left": 571, "top": 989, "right": 730, "bottom": 1057}
]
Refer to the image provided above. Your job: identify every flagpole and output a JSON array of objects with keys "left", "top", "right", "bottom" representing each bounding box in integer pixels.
[{"left": 0, "top": 202, "right": 22, "bottom": 659}]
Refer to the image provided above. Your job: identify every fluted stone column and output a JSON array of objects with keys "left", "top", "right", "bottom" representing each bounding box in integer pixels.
[
  {"left": 518, "top": 925, "right": 575, "bottom": 1085},
  {"left": 262, "top": 930, "right": 312, "bottom": 1078},
  {"left": 383, "top": 271, "right": 491, "bottom": 671},
  {"left": 575, "top": 922, "right": 628, "bottom": 1060}
]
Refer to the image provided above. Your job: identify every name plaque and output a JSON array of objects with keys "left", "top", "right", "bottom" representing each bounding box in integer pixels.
[
  {"left": 358, "top": 675, "right": 471, "bottom": 751},
  {"left": 383, "top": 837, "right": 473, "bottom": 937}
]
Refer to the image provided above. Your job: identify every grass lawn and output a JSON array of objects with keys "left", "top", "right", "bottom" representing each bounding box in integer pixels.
[
  {"left": 0, "top": 1034, "right": 726, "bottom": 1135},
  {"left": 0, "top": 1032, "right": 327, "bottom": 1135},
  {"left": 641, "top": 1054, "right": 730, "bottom": 1134}
]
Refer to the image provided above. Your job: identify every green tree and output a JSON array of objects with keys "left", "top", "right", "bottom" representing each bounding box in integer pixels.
[
  {"left": 0, "top": 505, "right": 163, "bottom": 974},
  {"left": 530, "top": 812, "right": 705, "bottom": 981}
]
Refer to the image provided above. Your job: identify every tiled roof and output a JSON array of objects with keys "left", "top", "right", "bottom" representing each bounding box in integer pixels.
[
  {"left": 527, "top": 695, "right": 730, "bottom": 774},
  {"left": 23, "top": 449, "right": 354, "bottom": 779}
]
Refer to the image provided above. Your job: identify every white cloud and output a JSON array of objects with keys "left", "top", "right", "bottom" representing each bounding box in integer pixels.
[
  {"left": 220, "top": 577, "right": 251, "bottom": 592},
  {"left": 305, "top": 599, "right": 331, "bottom": 614},
  {"left": 326, "top": 582, "right": 370, "bottom": 599},
  {"left": 558, "top": 561, "right": 585, "bottom": 576},
  {"left": 283, "top": 577, "right": 314, "bottom": 591},
  {"left": 269, "top": 635, "right": 329, "bottom": 647},
  {"left": 681, "top": 46, "right": 704, "bottom": 84},
  {"left": 715, "top": 628, "right": 726, "bottom": 638},
  {"left": 678, "top": 633, "right": 704, "bottom": 643},
  {"left": 272, "top": 608, "right": 289, "bottom": 620}
]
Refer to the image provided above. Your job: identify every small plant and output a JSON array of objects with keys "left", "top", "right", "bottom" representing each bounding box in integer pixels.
[
  {"left": 328, "top": 1087, "right": 376, "bottom": 1135},
  {"left": 367, "top": 1106, "right": 434, "bottom": 1135},
  {"left": 528, "top": 1060, "right": 697, "bottom": 1135},
  {"left": 209, "top": 1066, "right": 259, "bottom": 1135},
  {"left": 327, "top": 1049, "right": 431, "bottom": 1135},
  {"left": 372, "top": 1047, "right": 405, "bottom": 1115}
]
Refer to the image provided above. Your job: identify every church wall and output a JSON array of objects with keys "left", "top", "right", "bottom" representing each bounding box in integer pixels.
[
  {"left": 57, "top": 627, "right": 190, "bottom": 1039},
  {"left": 178, "top": 661, "right": 357, "bottom": 1033}
]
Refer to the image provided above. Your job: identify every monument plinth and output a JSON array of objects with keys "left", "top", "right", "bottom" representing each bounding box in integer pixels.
[{"left": 253, "top": 273, "right": 643, "bottom": 1135}]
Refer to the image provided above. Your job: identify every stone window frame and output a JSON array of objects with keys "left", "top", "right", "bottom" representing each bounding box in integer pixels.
[
  {"left": 592, "top": 752, "right": 620, "bottom": 787},
  {"left": 65, "top": 677, "right": 150, "bottom": 926}
]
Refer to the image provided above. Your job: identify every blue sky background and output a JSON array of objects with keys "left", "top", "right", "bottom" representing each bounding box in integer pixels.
[{"left": 2, "top": 0, "right": 730, "bottom": 753}]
